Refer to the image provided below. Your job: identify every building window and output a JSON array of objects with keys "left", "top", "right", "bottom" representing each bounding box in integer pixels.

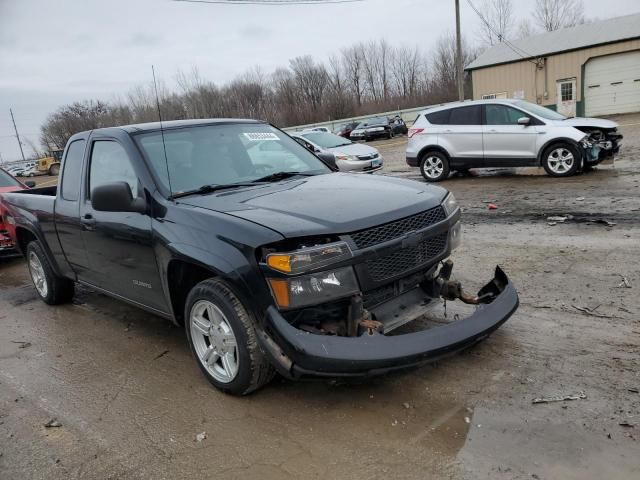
[{"left": 560, "top": 82, "right": 574, "bottom": 101}]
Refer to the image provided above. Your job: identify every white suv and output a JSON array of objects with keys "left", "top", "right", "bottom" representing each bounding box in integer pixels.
[{"left": 406, "top": 99, "right": 622, "bottom": 181}]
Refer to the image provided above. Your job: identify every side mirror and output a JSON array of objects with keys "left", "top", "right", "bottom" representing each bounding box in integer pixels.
[
  {"left": 517, "top": 117, "right": 531, "bottom": 126},
  {"left": 24, "top": 181, "right": 36, "bottom": 188},
  {"left": 91, "top": 182, "right": 145, "bottom": 213},
  {"left": 317, "top": 152, "right": 337, "bottom": 170}
]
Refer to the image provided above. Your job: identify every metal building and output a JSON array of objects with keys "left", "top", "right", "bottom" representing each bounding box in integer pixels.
[{"left": 466, "top": 13, "right": 640, "bottom": 117}]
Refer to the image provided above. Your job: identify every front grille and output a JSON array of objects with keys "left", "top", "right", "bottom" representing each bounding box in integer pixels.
[
  {"left": 350, "top": 206, "right": 446, "bottom": 249},
  {"left": 366, "top": 232, "right": 447, "bottom": 281},
  {"left": 356, "top": 153, "right": 378, "bottom": 161}
]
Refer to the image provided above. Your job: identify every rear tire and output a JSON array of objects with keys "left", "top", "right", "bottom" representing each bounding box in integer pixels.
[
  {"left": 26, "top": 241, "right": 74, "bottom": 305},
  {"left": 49, "top": 164, "right": 60, "bottom": 176},
  {"left": 185, "top": 278, "right": 275, "bottom": 395},
  {"left": 542, "top": 143, "right": 580, "bottom": 177},
  {"left": 420, "top": 151, "right": 450, "bottom": 182}
]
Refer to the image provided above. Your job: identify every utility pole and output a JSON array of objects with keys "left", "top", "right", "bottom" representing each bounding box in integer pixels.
[
  {"left": 10, "top": 108, "right": 26, "bottom": 162},
  {"left": 455, "top": 0, "right": 464, "bottom": 101}
]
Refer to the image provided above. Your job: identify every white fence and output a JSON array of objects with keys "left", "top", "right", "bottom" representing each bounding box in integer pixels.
[{"left": 281, "top": 101, "right": 457, "bottom": 133}]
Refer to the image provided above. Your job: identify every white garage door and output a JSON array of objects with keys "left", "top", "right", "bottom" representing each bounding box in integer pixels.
[{"left": 584, "top": 50, "right": 640, "bottom": 116}]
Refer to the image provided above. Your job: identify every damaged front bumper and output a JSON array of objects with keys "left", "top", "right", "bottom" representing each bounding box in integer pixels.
[{"left": 259, "top": 266, "right": 518, "bottom": 378}]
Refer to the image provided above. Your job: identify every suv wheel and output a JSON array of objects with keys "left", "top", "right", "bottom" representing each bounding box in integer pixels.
[
  {"left": 420, "top": 151, "right": 450, "bottom": 182},
  {"left": 542, "top": 143, "right": 579, "bottom": 177},
  {"left": 185, "top": 278, "right": 275, "bottom": 395}
]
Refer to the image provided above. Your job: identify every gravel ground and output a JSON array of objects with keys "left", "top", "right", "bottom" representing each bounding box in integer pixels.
[{"left": 1, "top": 114, "right": 638, "bottom": 479}]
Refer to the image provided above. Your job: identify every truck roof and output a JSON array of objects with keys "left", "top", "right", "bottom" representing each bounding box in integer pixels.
[{"left": 75, "top": 118, "right": 265, "bottom": 136}]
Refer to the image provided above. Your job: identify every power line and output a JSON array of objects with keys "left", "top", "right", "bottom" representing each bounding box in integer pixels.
[
  {"left": 465, "top": 0, "right": 539, "bottom": 65},
  {"left": 172, "top": 0, "right": 366, "bottom": 4}
]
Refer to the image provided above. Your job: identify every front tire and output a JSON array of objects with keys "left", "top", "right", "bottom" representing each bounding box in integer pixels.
[
  {"left": 420, "top": 151, "right": 450, "bottom": 182},
  {"left": 185, "top": 278, "right": 274, "bottom": 395},
  {"left": 542, "top": 143, "right": 580, "bottom": 177},
  {"left": 26, "top": 241, "right": 74, "bottom": 305}
]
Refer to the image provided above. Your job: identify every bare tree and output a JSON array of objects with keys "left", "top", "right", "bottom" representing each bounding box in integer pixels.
[
  {"left": 477, "top": 0, "right": 515, "bottom": 46},
  {"left": 515, "top": 18, "right": 537, "bottom": 39},
  {"left": 341, "top": 44, "right": 365, "bottom": 107},
  {"left": 532, "top": 0, "right": 585, "bottom": 32},
  {"left": 431, "top": 32, "right": 477, "bottom": 101},
  {"left": 289, "top": 56, "right": 329, "bottom": 116}
]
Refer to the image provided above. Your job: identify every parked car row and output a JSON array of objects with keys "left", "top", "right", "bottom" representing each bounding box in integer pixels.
[
  {"left": 406, "top": 99, "right": 622, "bottom": 181},
  {"left": 348, "top": 116, "right": 408, "bottom": 142}
]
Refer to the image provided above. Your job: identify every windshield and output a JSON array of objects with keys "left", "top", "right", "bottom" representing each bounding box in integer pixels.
[
  {"left": 515, "top": 100, "right": 566, "bottom": 120},
  {"left": 0, "top": 169, "right": 22, "bottom": 188},
  {"left": 134, "top": 123, "right": 330, "bottom": 195},
  {"left": 302, "top": 132, "right": 352, "bottom": 148}
]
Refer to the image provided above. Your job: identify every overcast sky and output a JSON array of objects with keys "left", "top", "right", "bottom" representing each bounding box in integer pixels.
[{"left": 1, "top": 0, "right": 638, "bottom": 162}]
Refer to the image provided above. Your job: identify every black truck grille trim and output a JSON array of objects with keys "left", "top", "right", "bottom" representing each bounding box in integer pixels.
[
  {"left": 350, "top": 206, "right": 446, "bottom": 249},
  {"left": 365, "top": 232, "right": 447, "bottom": 281}
]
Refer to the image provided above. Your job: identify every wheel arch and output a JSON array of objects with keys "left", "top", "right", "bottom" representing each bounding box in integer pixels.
[
  {"left": 417, "top": 145, "right": 450, "bottom": 163},
  {"left": 15, "top": 226, "right": 37, "bottom": 255},
  {"left": 537, "top": 137, "right": 583, "bottom": 166},
  {"left": 166, "top": 259, "right": 220, "bottom": 325}
]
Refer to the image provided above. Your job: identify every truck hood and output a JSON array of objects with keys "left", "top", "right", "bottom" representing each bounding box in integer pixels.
[
  {"left": 178, "top": 173, "right": 447, "bottom": 238},
  {"left": 552, "top": 117, "right": 619, "bottom": 129}
]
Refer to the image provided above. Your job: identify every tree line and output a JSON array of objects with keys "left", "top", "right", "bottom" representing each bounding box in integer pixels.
[{"left": 40, "top": 0, "right": 587, "bottom": 151}]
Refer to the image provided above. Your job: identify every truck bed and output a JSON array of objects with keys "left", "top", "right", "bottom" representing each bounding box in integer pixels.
[{"left": 9, "top": 185, "right": 57, "bottom": 196}]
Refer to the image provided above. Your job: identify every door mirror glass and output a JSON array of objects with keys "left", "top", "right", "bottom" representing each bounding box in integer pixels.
[
  {"left": 91, "top": 181, "right": 145, "bottom": 213},
  {"left": 517, "top": 116, "right": 530, "bottom": 126},
  {"left": 316, "top": 152, "right": 337, "bottom": 170},
  {"left": 24, "top": 181, "right": 36, "bottom": 188}
]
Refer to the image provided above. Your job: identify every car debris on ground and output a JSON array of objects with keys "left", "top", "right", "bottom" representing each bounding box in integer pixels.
[
  {"left": 44, "top": 419, "right": 62, "bottom": 428},
  {"left": 532, "top": 392, "right": 587, "bottom": 404},
  {"left": 195, "top": 432, "right": 207, "bottom": 442},
  {"left": 617, "top": 276, "right": 632, "bottom": 288}
]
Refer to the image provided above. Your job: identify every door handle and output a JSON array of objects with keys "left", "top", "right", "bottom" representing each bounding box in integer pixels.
[{"left": 81, "top": 214, "right": 96, "bottom": 230}]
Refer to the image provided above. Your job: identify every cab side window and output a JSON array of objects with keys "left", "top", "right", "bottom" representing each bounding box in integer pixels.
[
  {"left": 485, "top": 104, "right": 526, "bottom": 125},
  {"left": 449, "top": 105, "right": 482, "bottom": 125},
  {"left": 60, "top": 140, "right": 86, "bottom": 201},
  {"left": 89, "top": 141, "right": 138, "bottom": 198}
]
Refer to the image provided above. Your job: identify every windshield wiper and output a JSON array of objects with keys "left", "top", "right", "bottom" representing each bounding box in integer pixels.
[
  {"left": 251, "top": 171, "right": 314, "bottom": 183},
  {"left": 170, "top": 182, "right": 259, "bottom": 199}
]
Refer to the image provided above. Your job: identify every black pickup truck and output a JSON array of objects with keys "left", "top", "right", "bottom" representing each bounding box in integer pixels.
[{"left": 1, "top": 119, "right": 518, "bottom": 395}]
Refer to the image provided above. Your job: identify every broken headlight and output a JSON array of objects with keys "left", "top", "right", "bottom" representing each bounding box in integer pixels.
[
  {"left": 449, "top": 220, "right": 462, "bottom": 250},
  {"left": 442, "top": 193, "right": 459, "bottom": 217},
  {"left": 266, "top": 241, "right": 352, "bottom": 275},
  {"left": 267, "top": 267, "right": 359, "bottom": 309}
]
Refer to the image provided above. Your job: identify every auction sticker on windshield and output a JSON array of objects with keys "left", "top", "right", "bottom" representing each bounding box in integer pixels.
[{"left": 243, "top": 132, "right": 280, "bottom": 141}]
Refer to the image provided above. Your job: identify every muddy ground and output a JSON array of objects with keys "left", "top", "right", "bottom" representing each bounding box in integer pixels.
[{"left": 1, "top": 115, "right": 639, "bottom": 479}]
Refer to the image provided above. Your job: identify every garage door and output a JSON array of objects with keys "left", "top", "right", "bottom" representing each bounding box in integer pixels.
[{"left": 584, "top": 50, "right": 640, "bottom": 116}]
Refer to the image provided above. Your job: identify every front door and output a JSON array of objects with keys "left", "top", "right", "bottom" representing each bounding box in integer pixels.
[
  {"left": 482, "top": 104, "right": 539, "bottom": 166},
  {"left": 80, "top": 139, "right": 168, "bottom": 313},
  {"left": 557, "top": 78, "right": 577, "bottom": 117}
]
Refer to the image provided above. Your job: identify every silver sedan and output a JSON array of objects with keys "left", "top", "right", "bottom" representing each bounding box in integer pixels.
[{"left": 290, "top": 131, "right": 383, "bottom": 173}]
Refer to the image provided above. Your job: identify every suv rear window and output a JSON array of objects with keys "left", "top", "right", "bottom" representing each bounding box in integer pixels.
[
  {"left": 449, "top": 105, "right": 482, "bottom": 125},
  {"left": 426, "top": 110, "right": 450, "bottom": 125}
]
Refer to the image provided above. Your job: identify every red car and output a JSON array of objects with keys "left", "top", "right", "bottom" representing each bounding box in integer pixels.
[{"left": 0, "top": 167, "right": 35, "bottom": 252}]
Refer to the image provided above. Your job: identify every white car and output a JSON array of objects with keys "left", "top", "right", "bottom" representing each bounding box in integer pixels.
[
  {"left": 23, "top": 166, "right": 39, "bottom": 177},
  {"left": 290, "top": 131, "right": 383, "bottom": 173},
  {"left": 7, "top": 166, "right": 25, "bottom": 177},
  {"left": 406, "top": 99, "right": 622, "bottom": 181}
]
